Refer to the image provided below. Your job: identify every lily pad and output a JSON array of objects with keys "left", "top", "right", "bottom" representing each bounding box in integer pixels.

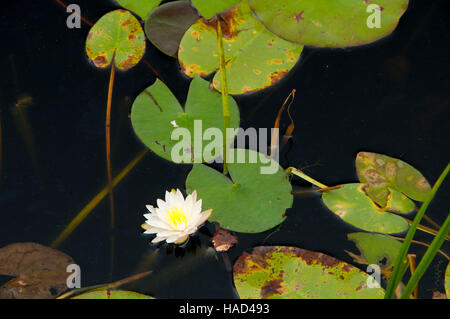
[
  {"left": 383, "top": 187, "right": 415, "bottom": 214},
  {"left": 72, "top": 290, "right": 153, "bottom": 299},
  {"left": 356, "top": 152, "right": 431, "bottom": 206},
  {"left": 86, "top": 9, "right": 146, "bottom": 70},
  {"left": 233, "top": 246, "right": 385, "bottom": 298},
  {"left": 115, "top": 0, "right": 162, "bottom": 20},
  {"left": 346, "top": 232, "right": 402, "bottom": 276},
  {"left": 145, "top": 1, "right": 200, "bottom": 57},
  {"left": 0, "top": 243, "right": 74, "bottom": 299},
  {"left": 249, "top": 0, "right": 409, "bottom": 47},
  {"left": 185, "top": 149, "right": 293, "bottom": 233},
  {"left": 131, "top": 76, "right": 240, "bottom": 163},
  {"left": 191, "top": 0, "right": 241, "bottom": 19},
  {"left": 178, "top": 1, "right": 303, "bottom": 94},
  {"left": 321, "top": 183, "right": 409, "bottom": 234}
]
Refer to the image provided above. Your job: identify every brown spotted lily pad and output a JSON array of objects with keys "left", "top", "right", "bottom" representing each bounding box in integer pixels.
[
  {"left": 233, "top": 246, "right": 384, "bottom": 298},
  {"left": 178, "top": 1, "right": 303, "bottom": 94},
  {"left": 356, "top": 152, "right": 431, "bottom": 206},
  {"left": 0, "top": 243, "right": 75, "bottom": 299},
  {"left": 86, "top": 9, "right": 146, "bottom": 70}
]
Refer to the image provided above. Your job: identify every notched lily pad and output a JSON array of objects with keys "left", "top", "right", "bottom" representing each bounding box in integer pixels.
[
  {"left": 186, "top": 149, "right": 293, "bottom": 233},
  {"left": 115, "top": 0, "right": 162, "bottom": 20},
  {"left": 321, "top": 183, "right": 409, "bottom": 234},
  {"left": 145, "top": 1, "right": 200, "bottom": 57},
  {"left": 86, "top": 9, "right": 146, "bottom": 70},
  {"left": 0, "top": 243, "right": 74, "bottom": 299},
  {"left": 356, "top": 152, "right": 431, "bottom": 205},
  {"left": 346, "top": 232, "right": 402, "bottom": 277},
  {"left": 233, "top": 246, "right": 384, "bottom": 298},
  {"left": 178, "top": 1, "right": 303, "bottom": 94},
  {"left": 249, "top": 0, "right": 409, "bottom": 47},
  {"left": 72, "top": 290, "right": 153, "bottom": 299},
  {"left": 130, "top": 76, "right": 240, "bottom": 163}
]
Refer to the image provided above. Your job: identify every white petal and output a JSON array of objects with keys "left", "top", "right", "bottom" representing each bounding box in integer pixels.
[
  {"left": 145, "top": 216, "right": 170, "bottom": 229},
  {"left": 151, "top": 236, "right": 167, "bottom": 244},
  {"left": 175, "top": 189, "right": 184, "bottom": 203},
  {"left": 165, "top": 234, "right": 185, "bottom": 243},
  {"left": 146, "top": 205, "right": 156, "bottom": 214},
  {"left": 144, "top": 226, "right": 167, "bottom": 234},
  {"left": 174, "top": 234, "right": 189, "bottom": 245},
  {"left": 195, "top": 209, "right": 212, "bottom": 227}
]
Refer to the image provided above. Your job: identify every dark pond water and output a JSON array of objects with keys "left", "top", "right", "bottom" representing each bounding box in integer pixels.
[{"left": 0, "top": 0, "right": 448, "bottom": 298}]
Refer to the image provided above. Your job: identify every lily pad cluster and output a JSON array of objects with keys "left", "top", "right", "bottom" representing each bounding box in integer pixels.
[{"left": 322, "top": 152, "right": 431, "bottom": 234}]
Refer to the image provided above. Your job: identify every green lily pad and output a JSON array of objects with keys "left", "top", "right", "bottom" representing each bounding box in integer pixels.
[
  {"left": 322, "top": 183, "right": 409, "bottom": 234},
  {"left": 72, "top": 290, "right": 153, "bottom": 299},
  {"left": 178, "top": 1, "right": 303, "bottom": 94},
  {"left": 356, "top": 152, "right": 432, "bottom": 206},
  {"left": 145, "top": 1, "right": 200, "bottom": 57},
  {"left": 233, "top": 246, "right": 385, "bottom": 298},
  {"left": 115, "top": 0, "right": 162, "bottom": 20},
  {"left": 346, "top": 232, "right": 402, "bottom": 276},
  {"left": 383, "top": 187, "right": 415, "bottom": 214},
  {"left": 446, "top": 263, "right": 450, "bottom": 298},
  {"left": 185, "top": 149, "right": 293, "bottom": 233},
  {"left": 131, "top": 76, "right": 240, "bottom": 163},
  {"left": 86, "top": 9, "right": 146, "bottom": 70},
  {"left": 249, "top": 0, "right": 409, "bottom": 47},
  {"left": 191, "top": 0, "right": 241, "bottom": 19}
]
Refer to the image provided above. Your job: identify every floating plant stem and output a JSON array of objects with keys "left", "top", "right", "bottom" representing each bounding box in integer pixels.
[
  {"left": 106, "top": 57, "right": 116, "bottom": 230},
  {"left": 404, "top": 218, "right": 450, "bottom": 241},
  {"left": 216, "top": 15, "right": 230, "bottom": 174},
  {"left": 57, "top": 270, "right": 152, "bottom": 299},
  {"left": 387, "top": 235, "right": 450, "bottom": 261},
  {"left": 401, "top": 212, "right": 450, "bottom": 299},
  {"left": 286, "top": 167, "right": 328, "bottom": 189},
  {"left": 51, "top": 149, "right": 148, "bottom": 248},
  {"left": 270, "top": 89, "right": 295, "bottom": 157},
  {"left": 385, "top": 162, "right": 449, "bottom": 299}
]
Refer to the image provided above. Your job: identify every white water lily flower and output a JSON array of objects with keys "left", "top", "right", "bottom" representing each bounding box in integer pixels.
[{"left": 143, "top": 189, "right": 212, "bottom": 244}]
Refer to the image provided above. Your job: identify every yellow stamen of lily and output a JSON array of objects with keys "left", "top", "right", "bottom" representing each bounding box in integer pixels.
[{"left": 167, "top": 207, "right": 187, "bottom": 230}]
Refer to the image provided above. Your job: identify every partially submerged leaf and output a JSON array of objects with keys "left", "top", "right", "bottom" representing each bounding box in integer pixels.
[
  {"left": 115, "top": 0, "right": 162, "bottom": 20},
  {"left": 145, "top": 1, "right": 200, "bottom": 57},
  {"left": 382, "top": 187, "right": 415, "bottom": 214},
  {"left": 186, "top": 149, "right": 293, "bottom": 233},
  {"left": 346, "top": 232, "right": 402, "bottom": 276},
  {"left": 0, "top": 243, "right": 74, "bottom": 299},
  {"left": 212, "top": 228, "right": 238, "bottom": 252},
  {"left": 249, "top": 0, "right": 409, "bottom": 47},
  {"left": 233, "top": 246, "right": 384, "bottom": 298},
  {"left": 72, "top": 290, "right": 153, "bottom": 299},
  {"left": 86, "top": 9, "right": 146, "bottom": 70},
  {"left": 130, "top": 76, "right": 240, "bottom": 163},
  {"left": 321, "top": 183, "right": 409, "bottom": 234},
  {"left": 178, "top": 1, "right": 303, "bottom": 94},
  {"left": 191, "top": 0, "right": 241, "bottom": 19},
  {"left": 356, "top": 152, "right": 432, "bottom": 205}
]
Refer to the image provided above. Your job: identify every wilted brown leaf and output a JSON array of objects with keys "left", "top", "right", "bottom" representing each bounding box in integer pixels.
[
  {"left": 212, "top": 229, "right": 238, "bottom": 252},
  {"left": 0, "top": 242, "right": 75, "bottom": 299}
]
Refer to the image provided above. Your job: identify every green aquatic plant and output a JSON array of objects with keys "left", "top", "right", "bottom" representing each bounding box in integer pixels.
[
  {"left": 46, "top": 0, "right": 449, "bottom": 300},
  {"left": 85, "top": 9, "right": 146, "bottom": 230}
]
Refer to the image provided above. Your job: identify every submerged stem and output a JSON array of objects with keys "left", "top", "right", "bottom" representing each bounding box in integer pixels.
[
  {"left": 216, "top": 15, "right": 230, "bottom": 174},
  {"left": 106, "top": 60, "right": 116, "bottom": 230}
]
